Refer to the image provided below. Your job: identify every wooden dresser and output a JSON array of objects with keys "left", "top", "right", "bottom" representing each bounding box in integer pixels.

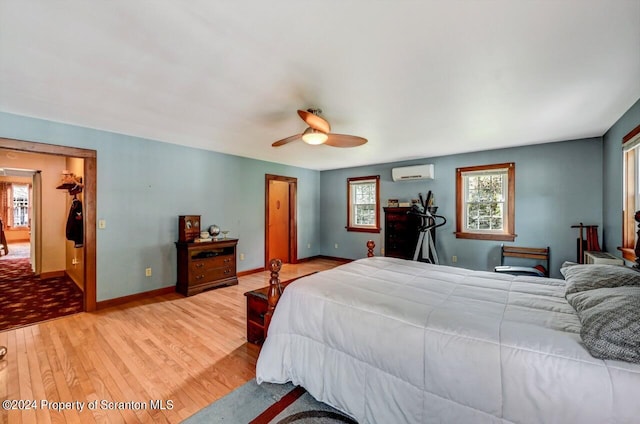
[
  {"left": 384, "top": 207, "right": 421, "bottom": 260},
  {"left": 175, "top": 238, "right": 238, "bottom": 296}
]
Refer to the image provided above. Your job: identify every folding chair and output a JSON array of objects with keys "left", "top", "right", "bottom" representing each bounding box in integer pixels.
[{"left": 494, "top": 245, "right": 550, "bottom": 277}]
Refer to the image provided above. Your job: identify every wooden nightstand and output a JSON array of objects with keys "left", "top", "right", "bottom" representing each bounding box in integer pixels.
[
  {"left": 244, "top": 272, "right": 316, "bottom": 345},
  {"left": 245, "top": 286, "right": 269, "bottom": 344}
]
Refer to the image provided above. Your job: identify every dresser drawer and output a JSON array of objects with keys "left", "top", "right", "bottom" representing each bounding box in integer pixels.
[
  {"left": 386, "top": 213, "right": 409, "bottom": 222},
  {"left": 189, "top": 265, "right": 235, "bottom": 284},
  {"left": 189, "top": 255, "right": 235, "bottom": 273}
]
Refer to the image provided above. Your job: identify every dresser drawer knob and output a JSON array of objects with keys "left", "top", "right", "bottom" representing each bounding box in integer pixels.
[
  {"left": 196, "top": 263, "right": 204, "bottom": 268},
  {"left": 196, "top": 274, "right": 204, "bottom": 280}
]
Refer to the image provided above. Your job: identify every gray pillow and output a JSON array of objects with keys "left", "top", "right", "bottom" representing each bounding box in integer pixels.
[
  {"left": 560, "top": 264, "right": 640, "bottom": 296},
  {"left": 568, "top": 286, "right": 640, "bottom": 363}
]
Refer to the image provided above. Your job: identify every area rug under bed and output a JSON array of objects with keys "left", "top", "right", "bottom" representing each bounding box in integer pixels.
[{"left": 182, "top": 379, "right": 357, "bottom": 423}]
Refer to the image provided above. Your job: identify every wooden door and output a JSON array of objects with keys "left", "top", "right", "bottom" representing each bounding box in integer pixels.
[
  {"left": 265, "top": 174, "right": 297, "bottom": 266},
  {"left": 268, "top": 180, "right": 290, "bottom": 263}
]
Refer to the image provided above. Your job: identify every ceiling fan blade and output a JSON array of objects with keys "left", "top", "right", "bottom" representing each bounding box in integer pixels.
[
  {"left": 272, "top": 134, "right": 302, "bottom": 147},
  {"left": 297, "top": 109, "right": 331, "bottom": 133},
  {"left": 324, "top": 134, "right": 368, "bottom": 148}
]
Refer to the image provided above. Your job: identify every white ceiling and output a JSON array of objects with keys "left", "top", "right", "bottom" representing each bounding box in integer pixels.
[{"left": 1, "top": 1, "right": 639, "bottom": 170}]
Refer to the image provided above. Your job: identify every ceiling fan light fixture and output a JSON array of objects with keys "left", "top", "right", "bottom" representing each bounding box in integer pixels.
[{"left": 301, "top": 127, "right": 328, "bottom": 145}]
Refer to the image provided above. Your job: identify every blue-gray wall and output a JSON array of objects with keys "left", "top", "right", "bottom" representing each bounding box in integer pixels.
[
  {"left": 602, "top": 97, "right": 640, "bottom": 256},
  {"left": 1, "top": 95, "right": 637, "bottom": 299},
  {"left": 320, "top": 138, "right": 603, "bottom": 278},
  {"left": 0, "top": 112, "right": 321, "bottom": 301}
]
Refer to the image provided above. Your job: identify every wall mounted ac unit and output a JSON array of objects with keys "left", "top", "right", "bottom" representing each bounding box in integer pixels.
[{"left": 391, "top": 164, "right": 434, "bottom": 182}]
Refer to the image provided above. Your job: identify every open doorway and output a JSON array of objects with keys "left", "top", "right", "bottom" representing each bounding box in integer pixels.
[
  {"left": 0, "top": 169, "right": 36, "bottom": 270},
  {"left": 0, "top": 170, "right": 34, "bottom": 260},
  {"left": 0, "top": 138, "right": 97, "bottom": 323},
  {"left": 265, "top": 174, "right": 297, "bottom": 266},
  {"left": 0, "top": 164, "right": 86, "bottom": 330}
]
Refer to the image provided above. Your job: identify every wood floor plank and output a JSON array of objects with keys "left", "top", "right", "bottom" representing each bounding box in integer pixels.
[
  {"left": 15, "top": 329, "right": 37, "bottom": 424},
  {"left": 0, "top": 258, "right": 343, "bottom": 423},
  {"left": 29, "top": 327, "right": 62, "bottom": 424},
  {"left": 23, "top": 327, "right": 51, "bottom": 424}
]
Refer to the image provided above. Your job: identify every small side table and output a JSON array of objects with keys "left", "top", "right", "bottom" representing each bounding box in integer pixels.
[
  {"left": 245, "top": 286, "right": 270, "bottom": 345},
  {"left": 244, "top": 272, "right": 317, "bottom": 345}
]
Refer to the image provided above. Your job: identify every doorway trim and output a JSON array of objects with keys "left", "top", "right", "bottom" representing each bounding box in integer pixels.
[
  {"left": 1, "top": 137, "right": 98, "bottom": 311},
  {"left": 265, "top": 174, "right": 297, "bottom": 266}
]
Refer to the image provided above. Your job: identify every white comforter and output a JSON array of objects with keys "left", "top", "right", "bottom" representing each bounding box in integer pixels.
[{"left": 256, "top": 257, "right": 640, "bottom": 423}]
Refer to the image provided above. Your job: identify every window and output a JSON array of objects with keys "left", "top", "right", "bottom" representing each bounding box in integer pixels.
[
  {"left": 347, "top": 175, "right": 380, "bottom": 233},
  {"left": 12, "top": 184, "right": 29, "bottom": 227},
  {"left": 456, "top": 162, "right": 515, "bottom": 241},
  {"left": 0, "top": 182, "right": 31, "bottom": 228},
  {"left": 621, "top": 124, "right": 640, "bottom": 261}
]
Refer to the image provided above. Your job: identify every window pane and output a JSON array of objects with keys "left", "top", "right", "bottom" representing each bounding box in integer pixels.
[
  {"left": 355, "top": 204, "right": 375, "bottom": 225},
  {"left": 468, "top": 176, "right": 478, "bottom": 190},
  {"left": 354, "top": 183, "right": 375, "bottom": 205},
  {"left": 347, "top": 176, "right": 380, "bottom": 231},
  {"left": 466, "top": 204, "right": 479, "bottom": 229},
  {"left": 12, "top": 184, "right": 29, "bottom": 227},
  {"left": 463, "top": 171, "right": 506, "bottom": 232}
]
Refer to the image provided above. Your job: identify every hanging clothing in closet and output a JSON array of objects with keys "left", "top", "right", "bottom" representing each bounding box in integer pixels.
[{"left": 66, "top": 198, "right": 83, "bottom": 247}]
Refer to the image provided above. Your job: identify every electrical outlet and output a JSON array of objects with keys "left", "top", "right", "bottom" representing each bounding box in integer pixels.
[
  {"left": 145, "top": 267, "right": 152, "bottom": 277},
  {"left": 452, "top": 256, "right": 458, "bottom": 263},
  {"left": 334, "top": 243, "right": 339, "bottom": 249},
  {"left": 98, "top": 219, "right": 106, "bottom": 229},
  {"left": 307, "top": 243, "right": 311, "bottom": 249},
  {"left": 239, "top": 253, "right": 245, "bottom": 261}
]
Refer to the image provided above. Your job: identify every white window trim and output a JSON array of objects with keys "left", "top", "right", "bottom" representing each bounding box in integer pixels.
[
  {"left": 462, "top": 168, "right": 508, "bottom": 234},
  {"left": 347, "top": 175, "right": 381, "bottom": 233},
  {"left": 456, "top": 162, "right": 515, "bottom": 241}
]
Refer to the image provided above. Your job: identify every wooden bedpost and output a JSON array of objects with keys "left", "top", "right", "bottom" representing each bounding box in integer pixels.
[
  {"left": 262, "top": 243, "right": 376, "bottom": 341},
  {"left": 264, "top": 258, "right": 283, "bottom": 339},
  {"left": 367, "top": 240, "right": 375, "bottom": 257}
]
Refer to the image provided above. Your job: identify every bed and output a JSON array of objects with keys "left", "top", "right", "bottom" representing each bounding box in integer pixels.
[{"left": 256, "top": 254, "right": 640, "bottom": 423}]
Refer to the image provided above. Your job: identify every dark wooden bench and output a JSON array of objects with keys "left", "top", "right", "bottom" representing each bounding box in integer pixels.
[{"left": 494, "top": 244, "right": 550, "bottom": 277}]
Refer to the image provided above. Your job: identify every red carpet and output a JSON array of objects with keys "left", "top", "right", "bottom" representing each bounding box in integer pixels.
[{"left": 0, "top": 256, "right": 83, "bottom": 332}]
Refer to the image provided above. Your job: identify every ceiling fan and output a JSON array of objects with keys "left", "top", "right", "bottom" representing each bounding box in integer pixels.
[{"left": 272, "top": 109, "right": 367, "bottom": 148}]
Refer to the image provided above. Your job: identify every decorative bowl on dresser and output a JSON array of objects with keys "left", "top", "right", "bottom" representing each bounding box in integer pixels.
[{"left": 175, "top": 238, "right": 238, "bottom": 296}]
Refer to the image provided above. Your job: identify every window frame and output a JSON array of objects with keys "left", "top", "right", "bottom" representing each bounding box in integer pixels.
[
  {"left": 346, "top": 175, "right": 381, "bottom": 233},
  {"left": 620, "top": 124, "right": 640, "bottom": 261},
  {"left": 455, "top": 162, "right": 516, "bottom": 241}
]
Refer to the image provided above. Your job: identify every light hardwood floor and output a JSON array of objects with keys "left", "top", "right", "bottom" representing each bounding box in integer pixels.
[{"left": 0, "top": 258, "right": 344, "bottom": 424}]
